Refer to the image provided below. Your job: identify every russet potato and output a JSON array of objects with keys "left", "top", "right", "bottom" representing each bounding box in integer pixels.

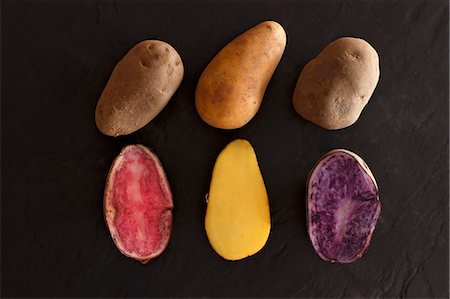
[
  {"left": 96, "top": 40, "right": 184, "bottom": 136},
  {"left": 293, "top": 37, "right": 380, "bottom": 130}
]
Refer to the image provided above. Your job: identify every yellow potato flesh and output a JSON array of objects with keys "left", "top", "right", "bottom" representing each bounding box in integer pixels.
[{"left": 205, "top": 139, "right": 270, "bottom": 260}]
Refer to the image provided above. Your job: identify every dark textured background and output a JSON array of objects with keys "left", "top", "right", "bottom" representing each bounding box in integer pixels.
[{"left": 1, "top": 1, "right": 449, "bottom": 298}]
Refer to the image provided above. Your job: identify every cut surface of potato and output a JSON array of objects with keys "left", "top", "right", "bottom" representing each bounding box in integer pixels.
[
  {"left": 307, "top": 149, "right": 380, "bottom": 263},
  {"left": 104, "top": 144, "right": 173, "bottom": 263},
  {"left": 205, "top": 139, "right": 270, "bottom": 260}
]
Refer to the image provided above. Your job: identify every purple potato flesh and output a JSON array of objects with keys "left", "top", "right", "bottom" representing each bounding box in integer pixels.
[{"left": 307, "top": 149, "right": 381, "bottom": 263}]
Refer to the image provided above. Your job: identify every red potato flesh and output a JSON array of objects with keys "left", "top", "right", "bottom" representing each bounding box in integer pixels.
[{"left": 104, "top": 145, "right": 173, "bottom": 263}]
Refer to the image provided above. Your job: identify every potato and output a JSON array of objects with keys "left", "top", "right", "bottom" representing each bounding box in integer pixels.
[
  {"left": 104, "top": 145, "right": 173, "bottom": 263},
  {"left": 95, "top": 40, "right": 184, "bottom": 136},
  {"left": 205, "top": 139, "right": 270, "bottom": 260},
  {"left": 195, "top": 21, "right": 286, "bottom": 129},
  {"left": 307, "top": 149, "right": 380, "bottom": 263},
  {"left": 292, "top": 37, "right": 380, "bottom": 130}
]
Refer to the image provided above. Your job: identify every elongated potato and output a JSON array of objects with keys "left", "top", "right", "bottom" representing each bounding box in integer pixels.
[
  {"left": 196, "top": 21, "right": 286, "bottom": 129},
  {"left": 293, "top": 37, "right": 379, "bottom": 130},
  {"left": 205, "top": 139, "right": 271, "bottom": 260},
  {"left": 96, "top": 40, "right": 184, "bottom": 136}
]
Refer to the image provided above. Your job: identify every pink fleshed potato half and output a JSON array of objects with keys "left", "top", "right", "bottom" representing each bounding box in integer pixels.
[{"left": 104, "top": 144, "right": 173, "bottom": 263}]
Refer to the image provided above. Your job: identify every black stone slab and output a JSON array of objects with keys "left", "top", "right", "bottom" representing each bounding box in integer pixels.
[{"left": 1, "top": 1, "right": 448, "bottom": 297}]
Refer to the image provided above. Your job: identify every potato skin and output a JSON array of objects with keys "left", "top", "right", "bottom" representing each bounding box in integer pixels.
[
  {"left": 195, "top": 21, "right": 286, "bottom": 129},
  {"left": 95, "top": 40, "right": 184, "bottom": 136},
  {"left": 293, "top": 37, "right": 380, "bottom": 130}
]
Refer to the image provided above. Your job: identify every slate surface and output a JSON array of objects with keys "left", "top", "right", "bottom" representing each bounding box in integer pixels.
[{"left": 1, "top": 1, "right": 449, "bottom": 298}]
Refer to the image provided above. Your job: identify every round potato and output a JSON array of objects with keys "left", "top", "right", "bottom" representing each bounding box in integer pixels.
[
  {"left": 95, "top": 40, "right": 184, "bottom": 136},
  {"left": 195, "top": 21, "right": 286, "bottom": 129},
  {"left": 293, "top": 37, "right": 380, "bottom": 130}
]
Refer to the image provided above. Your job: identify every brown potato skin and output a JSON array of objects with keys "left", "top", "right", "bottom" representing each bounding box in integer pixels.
[
  {"left": 195, "top": 21, "right": 286, "bottom": 129},
  {"left": 95, "top": 40, "right": 184, "bottom": 136},
  {"left": 293, "top": 37, "right": 380, "bottom": 130}
]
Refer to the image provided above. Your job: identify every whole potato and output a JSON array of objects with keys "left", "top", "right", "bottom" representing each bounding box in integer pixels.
[
  {"left": 196, "top": 21, "right": 286, "bottom": 129},
  {"left": 95, "top": 40, "right": 184, "bottom": 136},
  {"left": 293, "top": 37, "right": 380, "bottom": 130}
]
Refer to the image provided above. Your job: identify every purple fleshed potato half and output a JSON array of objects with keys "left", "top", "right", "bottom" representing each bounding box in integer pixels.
[{"left": 307, "top": 149, "right": 381, "bottom": 263}]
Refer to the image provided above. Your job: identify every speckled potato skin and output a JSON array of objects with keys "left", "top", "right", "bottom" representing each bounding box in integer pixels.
[
  {"left": 293, "top": 37, "right": 380, "bottom": 130},
  {"left": 95, "top": 40, "right": 184, "bottom": 136},
  {"left": 195, "top": 21, "right": 286, "bottom": 129}
]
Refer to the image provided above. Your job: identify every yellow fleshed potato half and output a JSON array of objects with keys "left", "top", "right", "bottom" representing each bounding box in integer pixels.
[
  {"left": 205, "top": 139, "right": 271, "bottom": 260},
  {"left": 196, "top": 21, "right": 286, "bottom": 129}
]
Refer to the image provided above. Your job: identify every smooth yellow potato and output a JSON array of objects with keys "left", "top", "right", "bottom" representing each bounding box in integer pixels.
[
  {"left": 293, "top": 37, "right": 380, "bottom": 130},
  {"left": 196, "top": 21, "right": 286, "bottom": 129},
  {"left": 205, "top": 139, "right": 270, "bottom": 260},
  {"left": 96, "top": 40, "right": 184, "bottom": 136}
]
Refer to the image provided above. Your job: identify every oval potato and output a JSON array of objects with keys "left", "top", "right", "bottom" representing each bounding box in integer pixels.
[
  {"left": 104, "top": 144, "right": 173, "bottom": 263},
  {"left": 293, "top": 37, "right": 380, "bottom": 130},
  {"left": 196, "top": 21, "right": 286, "bottom": 129},
  {"left": 96, "top": 40, "right": 184, "bottom": 136},
  {"left": 307, "top": 149, "right": 380, "bottom": 263}
]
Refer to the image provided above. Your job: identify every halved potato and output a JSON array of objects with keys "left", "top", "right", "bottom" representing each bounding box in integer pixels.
[{"left": 205, "top": 139, "right": 271, "bottom": 260}]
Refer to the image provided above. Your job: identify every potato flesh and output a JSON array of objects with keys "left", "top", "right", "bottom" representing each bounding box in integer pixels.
[
  {"left": 112, "top": 150, "right": 170, "bottom": 256},
  {"left": 104, "top": 145, "right": 173, "bottom": 263},
  {"left": 308, "top": 150, "right": 380, "bottom": 263},
  {"left": 205, "top": 139, "right": 270, "bottom": 260}
]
